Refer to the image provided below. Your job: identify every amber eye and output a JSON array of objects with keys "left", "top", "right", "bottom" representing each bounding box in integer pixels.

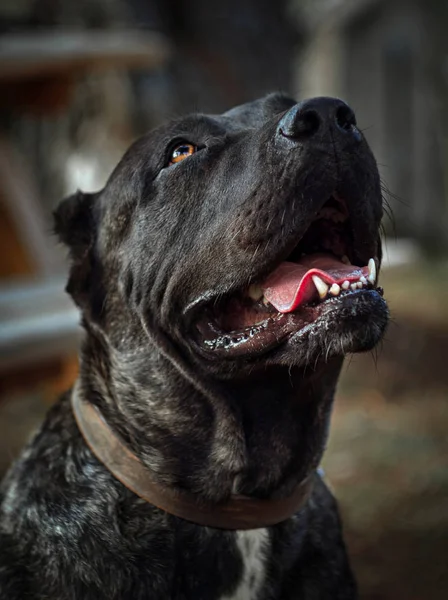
[{"left": 169, "top": 143, "right": 196, "bottom": 165}]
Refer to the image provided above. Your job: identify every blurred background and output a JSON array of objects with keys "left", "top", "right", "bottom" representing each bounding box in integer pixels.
[{"left": 0, "top": 0, "right": 447, "bottom": 597}]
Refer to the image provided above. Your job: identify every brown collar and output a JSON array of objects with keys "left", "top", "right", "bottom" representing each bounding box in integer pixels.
[{"left": 71, "top": 390, "right": 314, "bottom": 530}]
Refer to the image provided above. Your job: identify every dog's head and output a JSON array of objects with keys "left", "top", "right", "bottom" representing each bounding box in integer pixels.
[{"left": 55, "top": 93, "right": 388, "bottom": 380}]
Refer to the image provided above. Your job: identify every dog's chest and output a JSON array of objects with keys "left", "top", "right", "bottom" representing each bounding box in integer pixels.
[{"left": 221, "top": 529, "right": 269, "bottom": 600}]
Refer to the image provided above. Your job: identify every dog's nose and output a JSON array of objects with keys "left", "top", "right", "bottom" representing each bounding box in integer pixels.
[{"left": 277, "top": 97, "right": 359, "bottom": 141}]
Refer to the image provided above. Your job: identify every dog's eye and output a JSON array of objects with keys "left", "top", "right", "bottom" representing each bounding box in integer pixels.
[{"left": 169, "top": 143, "right": 197, "bottom": 165}]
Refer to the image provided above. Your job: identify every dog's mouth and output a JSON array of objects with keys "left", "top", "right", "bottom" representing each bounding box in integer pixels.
[{"left": 193, "top": 195, "right": 383, "bottom": 359}]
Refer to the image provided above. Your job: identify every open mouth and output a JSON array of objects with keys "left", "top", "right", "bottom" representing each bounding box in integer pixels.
[{"left": 194, "top": 195, "right": 383, "bottom": 358}]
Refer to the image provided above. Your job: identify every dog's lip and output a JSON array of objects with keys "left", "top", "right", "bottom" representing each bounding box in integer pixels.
[
  {"left": 192, "top": 287, "right": 384, "bottom": 359},
  {"left": 189, "top": 254, "right": 380, "bottom": 356}
]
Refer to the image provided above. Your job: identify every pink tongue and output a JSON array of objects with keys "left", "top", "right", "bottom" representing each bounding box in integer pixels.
[{"left": 261, "top": 253, "right": 368, "bottom": 313}]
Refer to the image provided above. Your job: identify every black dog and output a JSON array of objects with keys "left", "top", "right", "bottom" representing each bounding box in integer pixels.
[{"left": 0, "top": 94, "right": 388, "bottom": 599}]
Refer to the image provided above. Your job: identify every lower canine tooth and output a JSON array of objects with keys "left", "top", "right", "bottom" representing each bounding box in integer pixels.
[
  {"left": 367, "top": 258, "right": 376, "bottom": 284},
  {"left": 312, "top": 275, "right": 329, "bottom": 299},
  {"left": 329, "top": 283, "right": 341, "bottom": 296},
  {"left": 248, "top": 284, "right": 263, "bottom": 301}
]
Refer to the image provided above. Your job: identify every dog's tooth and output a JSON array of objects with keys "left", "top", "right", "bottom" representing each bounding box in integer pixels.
[
  {"left": 341, "top": 280, "right": 350, "bottom": 290},
  {"left": 356, "top": 281, "right": 363, "bottom": 289},
  {"left": 350, "top": 283, "right": 358, "bottom": 291},
  {"left": 360, "top": 275, "right": 367, "bottom": 285},
  {"left": 312, "top": 275, "right": 329, "bottom": 299},
  {"left": 341, "top": 255, "right": 351, "bottom": 265},
  {"left": 329, "top": 283, "right": 341, "bottom": 296},
  {"left": 367, "top": 258, "right": 376, "bottom": 284},
  {"left": 248, "top": 284, "right": 263, "bottom": 301}
]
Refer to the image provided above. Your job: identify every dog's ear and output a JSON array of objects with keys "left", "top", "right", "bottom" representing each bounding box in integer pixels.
[
  {"left": 53, "top": 190, "right": 96, "bottom": 257},
  {"left": 54, "top": 191, "right": 103, "bottom": 316}
]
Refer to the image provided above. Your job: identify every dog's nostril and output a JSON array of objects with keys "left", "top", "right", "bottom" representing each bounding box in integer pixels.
[
  {"left": 279, "top": 109, "right": 321, "bottom": 140},
  {"left": 335, "top": 105, "right": 356, "bottom": 131},
  {"left": 296, "top": 110, "right": 320, "bottom": 136}
]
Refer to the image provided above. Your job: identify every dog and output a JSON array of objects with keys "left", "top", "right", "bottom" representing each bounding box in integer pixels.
[{"left": 0, "top": 94, "right": 388, "bottom": 599}]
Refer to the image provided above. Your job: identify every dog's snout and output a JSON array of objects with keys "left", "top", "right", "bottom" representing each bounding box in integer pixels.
[{"left": 278, "top": 97, "right": 359, "bottom": 142}]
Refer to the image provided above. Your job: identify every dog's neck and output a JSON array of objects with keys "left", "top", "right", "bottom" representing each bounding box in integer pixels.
[{"left": 76, "top": 330, "right": 343, "bottom": 502}]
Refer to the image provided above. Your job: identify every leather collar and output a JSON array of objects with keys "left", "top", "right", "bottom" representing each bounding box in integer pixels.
[{"left": 71, "top": 390, "right": 314, "bottom": 530}]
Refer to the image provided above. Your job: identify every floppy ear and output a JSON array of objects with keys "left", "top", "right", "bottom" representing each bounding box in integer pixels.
[
  {"left": 53, "top": 190, "right": 96, "bottom": 257},
  {"left": 54, "top": 191, "right": 102, "bottom": 315}
]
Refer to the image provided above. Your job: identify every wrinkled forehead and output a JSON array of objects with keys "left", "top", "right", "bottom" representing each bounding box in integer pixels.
[{"left": 158, "top": 92, "right": 297, "bottom": 138}]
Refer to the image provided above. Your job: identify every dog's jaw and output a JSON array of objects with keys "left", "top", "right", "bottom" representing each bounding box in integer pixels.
[{"left": 78, "top": 328, "right": 344, "bottom": 502}]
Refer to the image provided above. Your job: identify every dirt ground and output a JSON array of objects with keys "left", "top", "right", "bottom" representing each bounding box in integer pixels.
[{"left": 1, "top": 261, "right": 447, "bottom": 598}]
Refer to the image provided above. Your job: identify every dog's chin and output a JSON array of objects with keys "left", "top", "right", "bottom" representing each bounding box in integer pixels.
[
  {"left": 269, "top": 289, "right": 389, "bottom": 368},
  {"left": 190, "top": 288, "right": 389, "bottom": 372}
]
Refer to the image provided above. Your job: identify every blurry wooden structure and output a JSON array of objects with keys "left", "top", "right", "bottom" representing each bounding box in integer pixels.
[{"left": 0, "top": 30, "right": 170, "bottom": 396}]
